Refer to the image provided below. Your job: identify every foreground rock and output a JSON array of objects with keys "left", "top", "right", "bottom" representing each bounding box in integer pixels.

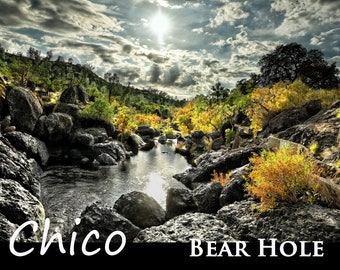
[
  {"left": 67, "top": 201, "right": 140, "bottom": 242},
  {"left": 134, "top": 212, "right": 236, "bottom": 243},
  {"left": 216, "top": 199, "right": 340, "bottom": 242},
  {"left": 114, "top": 191, "right": 166, "bottom": 229},
  {"left": 0, "top": 135, "right": 45, "bottom": 242}
]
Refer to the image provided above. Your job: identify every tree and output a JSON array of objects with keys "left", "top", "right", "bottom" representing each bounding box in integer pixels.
[
  {"left": 210, "top": 82, "right": 230, "bottom": 101},
  {"left": 104, "top": 72, "right": 120, "bottom": 102},
  {"left": 235, "top": 73, "right": 259, "bottom": 94},
  {"left": 45, "top": 50, "right": 53, "bottom": 61},
  {"left": 27, "top": 47, "right": 41, "bottom": 62},
  {"left": 258, "top": 42, "right": 339, "bottom": 89}
]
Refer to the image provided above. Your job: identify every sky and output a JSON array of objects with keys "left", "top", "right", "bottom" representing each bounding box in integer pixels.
[{"left": 0, "top": 0, "right": 339, "bottom": 99}]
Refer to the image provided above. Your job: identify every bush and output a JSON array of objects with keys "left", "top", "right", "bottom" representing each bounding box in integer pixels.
[
  {"left": 245, "top": 145, "right": 319, "bottom": 211},
  {"left": 79, "top": 97, "right": 113, "bottom": 122}
]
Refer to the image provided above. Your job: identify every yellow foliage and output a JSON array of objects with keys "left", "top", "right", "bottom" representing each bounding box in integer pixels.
[
  {"left": 309, "top": 141, "right": 319, "bottom": 155},
  {"left": 114, "top": 106, "right": 137, "bottom": 135},
  {"left": 245, "top": 146, "right": 319, "bottom": 211},
  {"left": 246, "top": 80, "right": 340, "bottom": 135},
  {"left": 211, "top": 170, "right": 230, "bottom": 187},
  {"left": 134, "top": 113, "right": 163, "bottom": 130},
  {"left": 172, "top": 99, "right": 233, "bottom": 136}
]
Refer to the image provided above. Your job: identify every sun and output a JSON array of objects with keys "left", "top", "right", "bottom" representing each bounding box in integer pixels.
[{"left": 150, "top": 11, "right": 170, "bottom": 44}]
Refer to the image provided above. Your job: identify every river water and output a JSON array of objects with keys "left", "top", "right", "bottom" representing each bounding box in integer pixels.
[{"left": 40, "top": 140, "right": 191, "bottom": 236}]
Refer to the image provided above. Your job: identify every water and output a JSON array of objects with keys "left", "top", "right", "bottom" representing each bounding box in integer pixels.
[{"left": 40, "top": 140, "right": 191, "bottom": 235}]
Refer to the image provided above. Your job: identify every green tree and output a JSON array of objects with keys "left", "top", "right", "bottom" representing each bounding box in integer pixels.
[{"left": 258, "top": 42, "right": 339, "bottom": 89}]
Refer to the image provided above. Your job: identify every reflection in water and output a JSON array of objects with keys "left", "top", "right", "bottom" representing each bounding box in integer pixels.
[{"left": 40, "top": 140, "right": 191, "bottom": 235}]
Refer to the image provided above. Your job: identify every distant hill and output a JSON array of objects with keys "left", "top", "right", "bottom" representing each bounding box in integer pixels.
[{"left": 0, "top": 47, "right": 185, "bottom": 110}]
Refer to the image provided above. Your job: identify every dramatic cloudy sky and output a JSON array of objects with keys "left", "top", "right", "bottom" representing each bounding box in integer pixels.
[{"left": 0, "top": 0, "right": 339, "bottom": 99}]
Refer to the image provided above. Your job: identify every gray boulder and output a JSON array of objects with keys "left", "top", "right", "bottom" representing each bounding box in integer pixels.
[
  {"left": 7, "top": 87, "right": 43, "bottom": 133},
  {"left": 114, "top": 191, "right": 166, "bottom": 229}
]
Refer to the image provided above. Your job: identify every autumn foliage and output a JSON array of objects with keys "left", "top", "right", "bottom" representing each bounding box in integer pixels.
[
  {"left": 245, "top": 146, "right": 319, "bottom": 211},
  {"left": 246, "top": 80, "right": 340, "bottom": 134}
]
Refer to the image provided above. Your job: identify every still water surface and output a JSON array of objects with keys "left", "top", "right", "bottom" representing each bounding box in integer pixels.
[{"left": 40, "top": 140, "right": 191, "bottom": 235}]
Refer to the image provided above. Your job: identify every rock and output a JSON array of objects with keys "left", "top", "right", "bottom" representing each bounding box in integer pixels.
[
  {"left": 0, "top": 136, "right": 41, "bottom": 198},
  {"left": 261, "top": 107, "right": 310, "bottom": 137},
  {"left": 165, "top": 188, "right": 198, "bottom": 220},
  {"left": 90, "top": 141, "right": 127, "bottom": 162},
  {"left": 96, "top": 153, "right": 117, "bottom": 166},
  {"left": 134, "top": 212, "right": 236, "bottom": 242},
  {"left": 0, "top": 213, "right": 24, "bottom": 242},
  {"left": 72, "top": 129, "right": 95, "bottom": 147},
  {"left": 136, "top": 125, "right": 156, "bottom": 138},
  {"left": 83, "top": 128, "right": 108, "bottom": 143},
  {"left": 59, "top": 85, "right": 88, "bottom": 105},
  {"left": 126, "top": 134, "right": 145, "bottom": 155},
  {"left": 7, "top": 87, "right": 43, "bottom": 133},
  {"left": 77, "top": 117, "right": 116, "bottom": 139},
  {"left": 277, "top": 100, "right": 340, "bottom": 163},
  {"left": 45, "top": 113, "right": 73, "bottom": 142},
  {"left": 193, "top": 181, "right": 223, "bottom": 213},
  {"left": 34, "top": 113, "right": 73, "bottom": 143},
  {"left": 67, "top": 201, "right": 140, "bottom": 242},
  {"left": 216, "top": 199, "right": 340, "bottom": 242},
  {"left": 173, "top": 146, "right": 263, "bottom": 189},
  {"left": 0, "top": 178, "right": 45, "bottom": 241},
  {"left": 54, "top": 102, "right": 80, "bottom": 119},
  {"left": 4, "top": 131, "right": 49, "bottom": 167},
  {"left": 114, "top": 191, "right": 166, "bottom": 229},
  {"left": 219, "top": 164, "right": 250, "bottom": 207}
]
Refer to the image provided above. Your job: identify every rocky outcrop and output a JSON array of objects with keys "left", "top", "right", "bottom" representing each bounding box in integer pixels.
[
  {"left": 260, "top": 99, "right": 322, "bottom": 138},
  {"left": 59, "top": 85, "right": 88, "bottom": 105},
  {"left": 132, "top": 198, "right": 340, "bottom": 243},
  {"left": 0, "top": 135, "right": 45, "bottom": 242},
  {"left": 34, "top": 113, "right": 74, "bottom": 143},
  {"left": 216, "top": 199, "right": 340, "bottom": 242},
  {"left": 173, "top": 146, "right": 263, "bottom": 188},
  {"left": 277, "top": 100, "right": 340, "bottom": 163}
]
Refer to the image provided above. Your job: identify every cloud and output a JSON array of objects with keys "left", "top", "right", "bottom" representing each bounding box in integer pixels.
[
  {"left": 209, "top": 0, "right": 249, "bottom": 27},
  {"left": 149, "top": 64, "right": 162, "bottom": 83},
  {"left": 163, "top": 63, "right": 180, "bottom": 85},
  {"left": 271, "top": 0, "right": 340, "bottom": 38},
  {"left": 0, "top": 0, "right": 338, "bottom": 98},
  {"left": 0, "top": 0, "right": 122, "bottom": 35}
]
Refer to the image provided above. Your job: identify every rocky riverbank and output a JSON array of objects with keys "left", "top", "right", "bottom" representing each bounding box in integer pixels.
[{"left": 0, "top": 85, "right": 339, "bottom": 243}]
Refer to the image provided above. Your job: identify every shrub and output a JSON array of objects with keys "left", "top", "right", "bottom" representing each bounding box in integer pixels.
[
  {"left": 79, "top": 97, "right": 113, "bottom": 122},
  {"left": 211, "top": 170, "right": 230, "bottom": 187},
  {"left": 245, "top": 145, "right": 319, "bottom": 211}
]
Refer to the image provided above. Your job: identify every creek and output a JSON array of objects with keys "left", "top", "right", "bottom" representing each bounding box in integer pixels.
[{"left": 40, "top": 140, "right": 191, "bottom": 236}]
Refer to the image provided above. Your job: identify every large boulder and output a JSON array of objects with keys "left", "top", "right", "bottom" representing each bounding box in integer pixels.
[
  {"left": 7, "top": 87, "right": 43, "bottom": 133},
  {"left": 114, "top": 191, "right": 166, "bottom": 229},
  {"left": 165, "top": 188, "right": 198, "bottom": 220},
  {"left": 193, "top": 181, "right": 223, "bottom": 213},
  {"left": 59, "top": 85, "right": 88, "bottom": 105},
  {"left": 67, "top": 201, "right": 140, "bottom": 242},
  {"left": 34, "top": 113, "right": 73, "bottom": 143},
  {"left": 4, "top": 131, "right": 49, "bottom": 167}
]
